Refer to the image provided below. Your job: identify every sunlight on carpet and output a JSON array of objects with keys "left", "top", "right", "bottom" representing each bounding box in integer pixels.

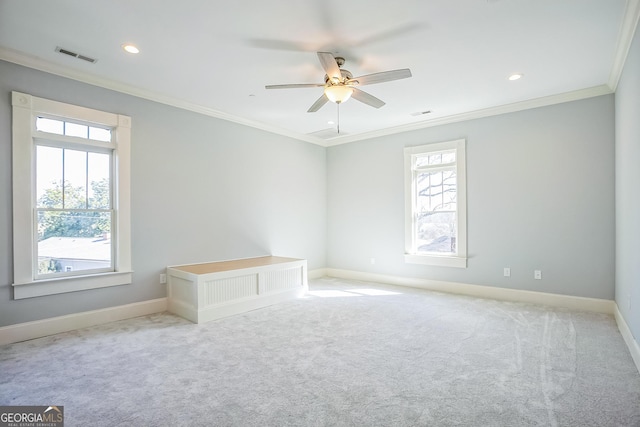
[{"left": 1, "top": 277, "right": 639, "bottom": 426}]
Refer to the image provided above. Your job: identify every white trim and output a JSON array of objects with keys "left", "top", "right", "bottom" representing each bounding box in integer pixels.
[
  {"left": 308, "top": 268, "right": 327, "bottom": 280},
  {"left": 13, "top": 272, "right": 133, "bottom": 299},
  {"left": 404, "top": 139, "right": 467, "bottom": 268},
  {"left": 608, "top": 0, "right": 640, "bottom": 91},
  {"left": 0, "top": 47, "right": 324, "bottom": 147},
  {"left": 11, "top": 91, "right": 132, "bottom": 298},
  {"left": 11, "top": 93, "right": 34, "bottom": 286},
  {"left": 614, "top": 306, "right": 640, "bottom": 374},
  {"left": 30, "top": 92, "right": 120, "bottom": 125},
  {"left": 0, "top": 298, "right": 167, "bottom": 346},
  {"left": 0, "top": 48, "right": 615, "bottom": 148},
  {"left": 325, "top": 85, "right": 613, "bottom": 146},
  {"left": 325, "top": 268, "right": 615, "bottom": 314}
]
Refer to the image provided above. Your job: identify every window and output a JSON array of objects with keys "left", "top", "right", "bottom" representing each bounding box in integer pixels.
[
  {"left": 404, "top": 139, "right": 467, "bottom": 268},
  {"left": 12, "top": 91, "right": 132, "bottom": 299}
]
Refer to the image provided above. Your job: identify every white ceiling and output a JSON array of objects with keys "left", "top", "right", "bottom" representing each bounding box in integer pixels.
[{"left": 0, "top": 0, "right": 637, "bottom": 145}]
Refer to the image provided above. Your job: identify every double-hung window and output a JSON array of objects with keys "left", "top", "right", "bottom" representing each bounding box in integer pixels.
[
  {"left": 12, "top": 91, "right": 132, "bottom": 299},
  {"left": 404, "top": 139, "right": 467, "bottom": 268}
]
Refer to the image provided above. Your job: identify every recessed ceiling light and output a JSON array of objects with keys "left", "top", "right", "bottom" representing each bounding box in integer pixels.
[
  {"left": 122, "top": 44, "right": 139, "bottom": 54},
  {"left": 508, "top": 73, "right": 523, "bottom": 81}
]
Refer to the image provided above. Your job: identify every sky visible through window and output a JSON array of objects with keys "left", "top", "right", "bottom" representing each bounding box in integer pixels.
[
  {"left": 35, "top": 117, "right": 111, "bottom": 206},
  {"left": 36, "top": 117, "right": 111, "bottom": 142}
]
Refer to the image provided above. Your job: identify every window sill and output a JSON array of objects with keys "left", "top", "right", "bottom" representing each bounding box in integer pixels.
[
  {"left": 404, "top": 254, "right": 467, "bottom": 268},
  {"left": 13, "top": 271, "right": 133, "bottom": 299}
]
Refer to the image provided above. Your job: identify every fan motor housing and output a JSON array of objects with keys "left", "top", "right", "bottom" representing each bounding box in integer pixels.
[{"left": 324, "top": 69, "right": 354, "bottom": 84}]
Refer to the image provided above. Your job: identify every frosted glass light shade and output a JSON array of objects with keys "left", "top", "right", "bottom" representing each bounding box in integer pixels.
[{"left": 325, "top": 85, "right": 353, "bottom": 103}]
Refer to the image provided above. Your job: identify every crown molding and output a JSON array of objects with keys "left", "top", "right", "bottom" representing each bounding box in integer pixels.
[
  {"left": 324, "top": 85, "right": 613, "bottom": 146},
  {"left": 0, "top": 44, "right": 620, "bottom": 148},
  {"left": 0, "top": 46, "right": 324, "bottom": 146},
  {"left": 609, "top": 0, "right": 640, "bottom": 91}
]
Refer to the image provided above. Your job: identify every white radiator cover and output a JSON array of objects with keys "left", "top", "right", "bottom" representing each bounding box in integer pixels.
[{"left": 166, "top": 256, "right": 307, "bottom": 323}]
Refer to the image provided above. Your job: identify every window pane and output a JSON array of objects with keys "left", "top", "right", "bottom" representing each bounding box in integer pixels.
[
  {"left": 87, "top": 152, "right": 111, "bottom": 209},
  {"left": 415, "top": 156, "right": 430, "bottom": 167},
  {"left": 428, "top": 153, "right": 442, "bottom": 165},
  {"left": 36, "top": 146, "right": 63, "bottom": 208},
  {"left": 417, "top": 170, "right": 456, "bottom": 212},
  {"left": 37, "top": 210, "right": 112, "bottom": 275},
  {"left": 441, "top": 152, "right": 456, "bottom": 163},
  {"left": 416, "top": 211, "right": 457, "bottom": 254},
  {"left": 65, "top": 122, "right": 88, "bottom": 138},
  {"left": 63, "top": 149, "right": 87, "bottom": 209},
  {"left": 89, "top": 126, "right": 111, "bottom": 142},
  {"left": 416, "top": 171, "right": 455, "bottom": 212},
  {"left": 415, "top": 150, "right": 456, "bottom": 168},
  {"left": 442, "top": 171, "right": 457, "bottom": 209},
  {"left": 36, "top": 117, "right": 64, "bottom": 135}
]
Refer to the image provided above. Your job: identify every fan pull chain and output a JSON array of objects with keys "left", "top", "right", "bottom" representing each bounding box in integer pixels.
[{"left": 337, "top": 103, "right": 340, "bottom": 134}]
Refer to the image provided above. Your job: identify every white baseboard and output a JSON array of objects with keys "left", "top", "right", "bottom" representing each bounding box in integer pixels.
[
  {"left": 614, "top": 306, "right": 640, "bottom": 374},
  {"left": 324, "top": 268, "right": 616, "bottom": 314},
  {"left": 324, "top": 269, "right": 640, "bottom": 373},
  {"left": 0, "top": 298, "right": 167, "bottom": 346},
  {"left": 4, "top": 269, "right": 638, "bottom": 375},
  {"left": 308, "top": 268, "right": 327, "bottom": 280}
]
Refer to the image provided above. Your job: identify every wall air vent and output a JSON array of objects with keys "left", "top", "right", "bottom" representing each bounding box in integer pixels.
[{"left": 55, "top": 47, "right": 97, "bottom": 64}]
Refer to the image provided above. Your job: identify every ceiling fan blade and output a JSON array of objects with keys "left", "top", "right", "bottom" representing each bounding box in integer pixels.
[
  {"left": 317, "top": 52, "right": 342, "bottom": 80},
  {"left": 351, "top": 88, "right": 385, "bottom": 109},
  {"left": 307, "top": 94, "right": 329, "bottom": 112},
  {"left": 248, "top": 38, "right": 312, "bottom": 52},
  {"left": 265, "top": 83, "right": 324, "bottom": 89},
  {"left": 353, "top": 69, "right": 412, "bottom": 86},
  {"left": 353, "top": 23, "right": 426, "bottom": 48}
]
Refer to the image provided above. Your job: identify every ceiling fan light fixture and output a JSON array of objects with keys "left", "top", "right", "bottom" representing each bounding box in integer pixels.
[
  {"left": 325, "top": 85, "right": 353, "bottom": 104},
  {"left": 266, "top": 51, "right": 412, "bottom": 112}
]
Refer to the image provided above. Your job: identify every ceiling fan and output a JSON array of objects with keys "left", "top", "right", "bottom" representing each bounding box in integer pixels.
[{"left": 265, "top": 52, "right": 412, "bottom": 112}]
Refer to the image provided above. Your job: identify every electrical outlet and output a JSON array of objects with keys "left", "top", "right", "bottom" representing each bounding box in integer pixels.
[
  {"left": 503, "top": 267, "right": 511, "bottom": 277},
  {"left": 534, "top": 270, "right": 542, "bottom": 280},
  {"left": 160, "top": 273, "right": 167, "bottom": 284}
]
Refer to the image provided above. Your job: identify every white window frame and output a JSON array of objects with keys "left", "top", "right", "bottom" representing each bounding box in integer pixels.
[
  {"left": 404, "top": 139, "right": 467, "bottom": 268},
  {"left": 12, "top": 91, "right": 132, "bottom": 299}
]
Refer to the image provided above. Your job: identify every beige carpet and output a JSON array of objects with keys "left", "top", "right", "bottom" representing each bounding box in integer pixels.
[{"left": 1, "top": 277, "right": 639, "bottom": 426}]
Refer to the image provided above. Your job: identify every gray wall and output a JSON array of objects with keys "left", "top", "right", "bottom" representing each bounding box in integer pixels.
[
  {"left": 615, "top": 26, "right": 640, "bottom": 342},
  {"left": 0, "top": 60, "right": 327, "bottom": 327},
  {"left": 327, "top": 95, "right": 615, "bottom": 299},
  {"left": 0, "top": 57, "right": 622, "bottom": 329}
]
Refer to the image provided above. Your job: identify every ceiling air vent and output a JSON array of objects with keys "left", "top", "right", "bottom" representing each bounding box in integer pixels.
[{"left": 55, "top": 47, "right": 97, "bottom": 64}]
